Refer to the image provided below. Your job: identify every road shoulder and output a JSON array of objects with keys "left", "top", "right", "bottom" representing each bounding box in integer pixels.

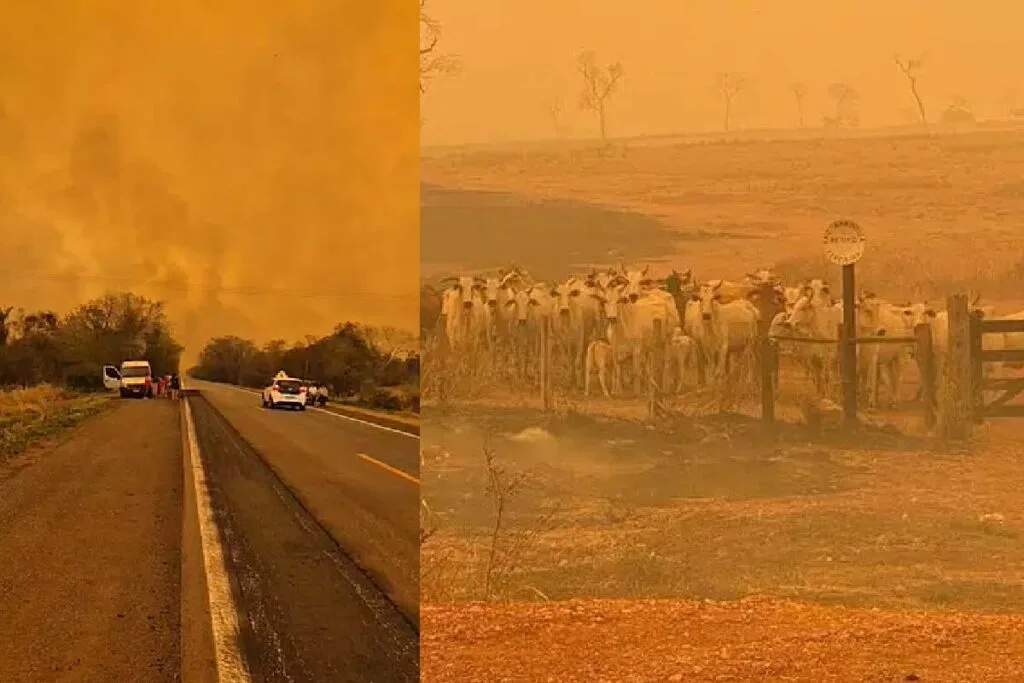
[{"left": 0, "top": 400, "right": 183, "bottom": 683}]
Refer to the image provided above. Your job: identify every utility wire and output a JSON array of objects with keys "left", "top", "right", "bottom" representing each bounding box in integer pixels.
[{"left": 0, "top": 268, "right": 414, "bottom": 302}]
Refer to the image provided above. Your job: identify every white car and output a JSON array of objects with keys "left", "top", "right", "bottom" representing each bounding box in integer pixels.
[
  {"left": 261, "top": 374, "right": 307, "bottom": 410},
  {"left": 103, "top": 360, "right": 154, "bottom": 399}
]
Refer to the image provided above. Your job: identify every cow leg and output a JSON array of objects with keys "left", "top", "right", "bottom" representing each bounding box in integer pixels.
[
  {"left": 885, "top": 359, "right": 901, "bottom": 407},
  {"left": 716, "top": 344, "right": 729, "bottom": 383},
  {"left": 584, "top": 345, "right": 593, "bottom": 397},
  {"left": 694, "top": 347, "right": 706, "bottom": 386},
  {"left": 599, "top": 356, "right": 612, "bottom": 399},
  {"left": 632, "top": 350, "right": 643, "bottom": 396}
]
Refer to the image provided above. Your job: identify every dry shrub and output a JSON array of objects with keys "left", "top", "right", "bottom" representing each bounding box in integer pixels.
[{"left": 0, "top": 384, "right": 70, "bottom": 416}]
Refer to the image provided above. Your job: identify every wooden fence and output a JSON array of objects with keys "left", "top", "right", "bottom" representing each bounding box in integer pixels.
[{"left": 430, "top": 294, "right": 1024, "bottom": 438}]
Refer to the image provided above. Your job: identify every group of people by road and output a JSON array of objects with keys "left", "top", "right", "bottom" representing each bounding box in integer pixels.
[
  {"left": 152, "top": 374, "right": 181, "bottom": 400},
  {"left": 306, "top": 381, "right": 330, "bottom": 407}
]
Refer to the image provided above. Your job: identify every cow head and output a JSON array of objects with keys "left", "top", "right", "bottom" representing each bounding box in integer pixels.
[
  {"left": 618, "top": 263, "right": 654, "bottom": 302},
  {"left": 440, "top": 275, "right": 484, "bottom": 309},
  {"left": 698, "top": 282, "right": 726, "bottom": 321},
  {"left": 768, "top": 310, "right": 792, "bottom": 336},
  {"left": 589, "top": 285, "right": 623, "bottom": 322},
  {"left": 784, "top": 295, "right": 818, "bottom": 332},
  {"left": 551, "top": 278, "right": 584, "bottom": 317}
]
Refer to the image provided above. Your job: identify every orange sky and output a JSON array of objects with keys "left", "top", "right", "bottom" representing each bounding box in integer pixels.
[
  {"left": 421, "top": 0, "right": 1024, "bottom": 145},
  {"left": 0, "top": 2, "right": 417, "bottom": 362}
]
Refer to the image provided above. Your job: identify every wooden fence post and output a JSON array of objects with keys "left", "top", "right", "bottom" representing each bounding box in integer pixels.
[
  {"left": 836, "top": 322, "right": 857, "bottom": 424},
  {"left": 435, "top": 313, "right": 448, "bottom": 404},
  {"left": 969, "top": 308, "right": 983, "bottom": 423},
  {"left": 760, "top": 336, "right": 777, "bottom": 426},
  {"left": 914, "top": 322, "right": 937, "bottom": 430},
  {"left": 540, "top": 316, "right": 551, "bottom": 412},
  {"left": 648, "top": 319, "right": 663, "bottom": 420},
  {"left": 942, "top": 293, "right": 973, "bottom": 439}
]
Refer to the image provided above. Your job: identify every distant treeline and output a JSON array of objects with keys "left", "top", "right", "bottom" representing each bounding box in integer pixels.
[
  {"left": 189, "top": 323, "right": 420, "bottom": 412},
  {"left": 0, "top": 292, "right": 183, "bottom": 390}
]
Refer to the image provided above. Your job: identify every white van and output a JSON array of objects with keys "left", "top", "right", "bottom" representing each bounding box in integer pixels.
[{"left": 103, "top": 360, "right": 154, "bottom": 398}]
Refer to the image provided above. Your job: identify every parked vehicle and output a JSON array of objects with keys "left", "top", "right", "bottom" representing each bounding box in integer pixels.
[
  {"left": 261, "top": 371, "right": 307, "bottom": 410},
  {"left": 102, "top": 360, "right": 154, "bottom": 398}
]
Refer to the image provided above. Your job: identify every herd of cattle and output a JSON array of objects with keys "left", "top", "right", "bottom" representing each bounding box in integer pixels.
[{"left": 420, "top": 264, "right": 1024, "bottom": 408}]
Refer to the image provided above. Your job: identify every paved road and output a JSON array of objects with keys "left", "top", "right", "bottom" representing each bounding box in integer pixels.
[
  {"left": 0, "top": 384, "right": 419, "bottom": 682},
  {"left": 0, "top": 400, "right": 182, "bottom": 683},
  {"left": 192, "top": 380, "right": 420, "bottom": 627}
]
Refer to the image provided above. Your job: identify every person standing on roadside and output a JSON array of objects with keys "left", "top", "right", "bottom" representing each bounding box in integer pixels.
[{"left": 169, "top": 374, "right": 180, "bottom": 400}]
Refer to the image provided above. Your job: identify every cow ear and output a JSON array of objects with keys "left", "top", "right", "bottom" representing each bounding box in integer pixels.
[{"left": 504, "top": 299, "right": 516, "bottom": 308}]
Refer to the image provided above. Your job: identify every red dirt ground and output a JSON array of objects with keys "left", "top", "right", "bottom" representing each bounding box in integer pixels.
[{"left": 423, "top": 597, "right": 1024, "bottom": 682}]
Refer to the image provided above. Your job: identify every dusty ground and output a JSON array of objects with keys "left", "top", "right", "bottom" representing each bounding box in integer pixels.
[
  {"left": 422, "top": 410, "right": 1024, "bottom": 681},
  {"left": 422, "top": 597, "right": 1024, "bottom": 682}
]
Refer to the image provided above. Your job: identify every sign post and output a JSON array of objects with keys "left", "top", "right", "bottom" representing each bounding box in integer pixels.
[{"left": 823, "top": 219, "right": 866, "bottom": 428}]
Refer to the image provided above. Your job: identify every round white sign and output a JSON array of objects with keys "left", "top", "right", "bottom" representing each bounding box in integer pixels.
[{"left": 823, "top": 219, "right": 866, "bottom": 265}]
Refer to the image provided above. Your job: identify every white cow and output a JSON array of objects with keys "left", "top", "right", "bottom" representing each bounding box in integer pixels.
[
  {"left": 856, "top": 295, "right": 920, "bottom": 407},
  {"left": 482, "top": 269, "right": 528, "bottom": 347},
  {"left": 665, "top": 326, "right": 697, "bottom": 393},
  {"left": 591, "top": 284, "right": 680, "bottom": 395},
  {"left": 550, "top": 276, "right": 603, "bottom": 387},
  {"left": 696, "top": 282, "right": 761, "bottom": 383},
  {"left": 584, "top": 338, "right": 615, "bottom": 398},
  {"left": 779, "top": 293, "right": 842, "bottom": 395},
  {"left": 438, "top": 275, "right": 487, "bottom": 351}
]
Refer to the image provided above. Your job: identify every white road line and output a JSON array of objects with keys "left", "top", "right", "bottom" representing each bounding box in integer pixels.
[
  {"left": 183, "top": 399, "right": 253, "bottom": 683},
  {"left": 226, "top": 384, "right": 419, "bottom": 439}
]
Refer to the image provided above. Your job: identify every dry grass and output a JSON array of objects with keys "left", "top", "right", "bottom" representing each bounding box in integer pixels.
[
  {"left": 422, "top": 411, "right": 1024, "bottom": 612},
  {"left": 0, "top": 385, "right": 71, "bottom": 415},
  {"left": 0, "top": 385, "right": 112, "bottom": 460},
  {"left": 422, "top": 129, "right": 1024, "bottom": 304}
]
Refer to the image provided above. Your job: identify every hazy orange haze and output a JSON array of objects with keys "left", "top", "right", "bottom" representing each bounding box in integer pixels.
[
  {"left": 0, "top": 1, "right": 418, "bottom": 363},
  {"left": 421, "top": 0, "right": 1024, "bottom": 145}
]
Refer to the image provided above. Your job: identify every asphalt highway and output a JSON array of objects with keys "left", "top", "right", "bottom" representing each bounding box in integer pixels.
[{"left": 0, "top": 384, "right": 420, "bottom": 682}]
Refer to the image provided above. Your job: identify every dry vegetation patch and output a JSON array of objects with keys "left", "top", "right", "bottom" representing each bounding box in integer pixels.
[
  {"left": 422, "top": 130, "right": 1024, "bottom": 301},
  {"left": 0, "top": 385, "right": 112, "bottom": 460}
]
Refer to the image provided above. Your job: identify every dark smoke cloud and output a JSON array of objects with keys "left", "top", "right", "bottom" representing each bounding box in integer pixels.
[{"left": 0, "top": 2, "right": 418, "bottom": 365}]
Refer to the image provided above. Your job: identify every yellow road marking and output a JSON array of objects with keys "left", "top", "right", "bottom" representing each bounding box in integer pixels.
[{"left": 357, "top": 453, "right": 420, "bottom": 485}]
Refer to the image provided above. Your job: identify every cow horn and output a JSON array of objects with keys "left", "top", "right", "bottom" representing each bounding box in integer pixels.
[
  {"left": 498, "top": 270, "right": 520, "bottom": 287},
  {"left": 438, "top": 276, "right": 459, "bottom": 287},
  {"left": 641, "top": 264, "right": 649, "bottom": 276}
]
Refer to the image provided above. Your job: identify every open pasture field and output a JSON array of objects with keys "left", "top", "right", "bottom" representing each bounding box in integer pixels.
[
  {"left": 422, "top": 129, "right": 1024, "bottom": 302},
  {"left": 420, "top": 130, "right": 1024, "bottom": 680}
]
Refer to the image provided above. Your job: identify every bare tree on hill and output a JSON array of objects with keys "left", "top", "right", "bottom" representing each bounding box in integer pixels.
[
  {"left": 576, "top": 51, "right": 623, "bottom": 142},
  {"left": 420, "top": 0, "right": 458, "bottom": 94},
  {"left": 941, "top": 95, "right": 975, "bottom": 125},
  {"left": 548, "top": 95, "right": 565, "bottom": 137},
  {"left": 790, "top": 82, "right": 807, "bottom": 128},
  {"left": 825, "top": 82, "right": 860, "bottom": 129},
  {"left": 715, "top": 73, "right": 746, "bottom": 132},
  {"left": 894, "top": 54, "right": 928, "bottom": 130}
]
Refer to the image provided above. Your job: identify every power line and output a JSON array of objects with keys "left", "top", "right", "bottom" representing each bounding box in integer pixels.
[{"left": 0, "top": 268, "right": 416, "bottom": 302}]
